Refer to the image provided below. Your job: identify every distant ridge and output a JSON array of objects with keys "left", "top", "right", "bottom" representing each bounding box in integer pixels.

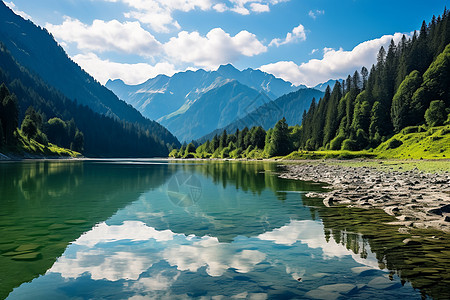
[
  {"left": 106, "top": 64, "right": 302, "bottom": 142},
  {"left": 198, "top": 88, "right": 324, "bottom": 143}
]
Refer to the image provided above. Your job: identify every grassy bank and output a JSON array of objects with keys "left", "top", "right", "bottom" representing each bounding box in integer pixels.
[
  {"left": 282, "top": 125, "right": 450, "bottom": 162},
  {"left": 0, "top": 130, "right": 81, "bottom": 159}
]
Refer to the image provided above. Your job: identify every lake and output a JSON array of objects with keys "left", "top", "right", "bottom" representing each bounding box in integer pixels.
[{"left": 0, "top": 160, "right": 449, "bottom": 299}]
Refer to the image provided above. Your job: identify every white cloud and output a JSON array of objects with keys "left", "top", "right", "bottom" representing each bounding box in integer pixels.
[
  {"left": 213, "top": 3, "right": 228, "bottom": 12},
  {"left": 310, "top": 48, "right": 318, "bottom": 55},
  {"left": 250, "top": 3, "right": 270, "bottom": 12},
  {"left": 261, "top": 32, "right": 405, "bottom": 86},
  {"left": 4, "top": 1, "right": 33, "bottom": 21},
  {"left": 164, "top": 27, "right": 267, "bottom": 69},
  {"left": 50, "top": 221, "right": 266, "bottom": 281},
  {"left": 269, "top": 24, "right": 306, "bottom": 47},
  {"left": 72, "top": 53, "right": 178, "bottom": 85},
  {"left": 46, "top": 18, "right": 161, "bottom": 56},
  {"left": 309, "top": 9, "right": 324, "bottom": 20},
  {"left": 101, "top": 0, "right": 285, "bottom": 30},
  {"left": 100, "top": 0, "right": 212, "bottom": 32}
]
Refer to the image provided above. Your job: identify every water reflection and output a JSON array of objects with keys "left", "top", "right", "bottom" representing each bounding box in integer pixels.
[
  {"left": 0, "top": 160, "right": 174, "bottom": 299},
  {"left": 4, "top": 160, "right": 424, "bottom": 300},
  {"left": 2, "top": 160, "right": 446, "bottom": 299}
]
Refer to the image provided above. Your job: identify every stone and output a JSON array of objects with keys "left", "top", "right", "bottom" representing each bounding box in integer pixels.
[{"left": 402, "top": 238, "right": 421, "bottom": 246}]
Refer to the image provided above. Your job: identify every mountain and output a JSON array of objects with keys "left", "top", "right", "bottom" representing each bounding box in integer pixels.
[
  {"left": 0, "top": 43, "right": 179, "bottom": 157},
  {"left": 106, "top": 64, "right": 300, "bottom": 122},
  {"left": 0, "top": 1, "right": 154, "bottom": 125},
  {"left": 161, "top": 80, "right": 271, "bottom": 142},
  {"left": 313, "top": 79, "right": 342, "bottom": 92},
  {"left": 0, "top": 2, "right": 179, "bottom": 157},
  {"left": 106, "top": 64, "right": 300, "bottom": 142},
  {"left": 198, "top": 88, "right": 324, "bottom": 143}
]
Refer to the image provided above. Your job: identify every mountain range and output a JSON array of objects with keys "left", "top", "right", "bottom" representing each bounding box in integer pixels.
[
  {"left": 198, "top": 87, "right": 324, "bottom": 143},
  {"left": 0, "top": 2, "right": 179, "bottom": 156},
  {"left": 107, "top": 64, "right": 332, "bottom": 142}
]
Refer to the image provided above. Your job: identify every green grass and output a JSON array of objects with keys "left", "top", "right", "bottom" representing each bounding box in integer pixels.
[
  {"left": 282, "top": 150, "right": 376, "bottom": 160},
  {"left": 1, "top": 130, "right": 81, "bottom": 158},
  {"left": 282, "top": 125, "right": 450, "bottom": 163},
  {"left": 375, "top": 125, "right": 450, "bottom": 160}
]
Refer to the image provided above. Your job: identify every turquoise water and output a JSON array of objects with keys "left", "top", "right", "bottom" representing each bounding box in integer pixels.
[{"left": 0, "top": 160, "right": 431, "bottom": 299}]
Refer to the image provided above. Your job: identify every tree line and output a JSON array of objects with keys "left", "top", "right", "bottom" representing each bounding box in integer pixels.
[
  {"left": 0, "top": 83, "right": 84, "bottom": 152},
  {"left": 171, "top": 9, "right": 450, "bottom": 159},
  {"left": 297, "top": 9, "right": 450, "bottom": 151}
]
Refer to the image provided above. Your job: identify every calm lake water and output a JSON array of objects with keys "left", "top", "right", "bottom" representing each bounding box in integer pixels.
[{"left": 0, "top": 160, "right": 449, "bottom": 299}]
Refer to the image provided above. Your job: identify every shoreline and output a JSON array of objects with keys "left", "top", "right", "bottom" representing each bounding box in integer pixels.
[{"left": 278, "top": 161, "right": 450, "bottom": 233}]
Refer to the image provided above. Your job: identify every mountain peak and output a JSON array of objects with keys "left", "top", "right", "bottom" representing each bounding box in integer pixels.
[{"left": 217, "top": 63, "right": 239, "bottom": 74}]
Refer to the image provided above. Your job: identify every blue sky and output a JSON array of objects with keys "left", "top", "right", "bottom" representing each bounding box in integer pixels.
[{"left": 5, "top": 0, "right": 448, "bottom": 86}]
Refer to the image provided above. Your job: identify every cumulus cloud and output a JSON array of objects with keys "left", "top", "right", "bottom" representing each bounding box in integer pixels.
[
  {"left": 101, "top": 0, "right": 213, "bottom": 32},
  {"left": 4, "top": 1, "right": 33, "bottom": 21},
  {"left": 164, "top": 27, "right": 267, "bottom": 69},
  {"left": 261, "top": 33, "right": 405, "bottom": 86},
  {"left": 213, "top": 3, "right": 228, "bottom": 12},
  {"left": 269, "top": 24, "right": 306, "bottom": 47},
  {"left": 309, "top": 9, "right": 324, "bottom": 20},
  {"left": 250, "top": 3, "right": 270, "bottom": 12},
  {"left": 101, "top": 0, "right": 285, "bottom": 28},
  {"left": 72, "top": 53, "right": 178, "bottom": 85},
  {"left": 46, "top": 17, "right": 162, "bottom": 56}
]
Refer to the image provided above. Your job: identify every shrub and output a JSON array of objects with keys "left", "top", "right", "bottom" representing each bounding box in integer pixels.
[
  {"left": 330, "top": 135, "right": 345, "bottom": 150},
  {"left": 386, "top": 138, "right": 403, "bottom": 149},
  {"left": 401, "top": 126, "right": 419, "bottom": 134},
  {"left": 35, "top": 131, "right": 49, "bottom": 146},
  {"left": 221, "top": 147, "right": 230, "bottom": 158},
  {"left": 341, "top": 139, "right": 357, "bottom": 151},
  {"left": 425, "top": 100, "right": 446, "bottom": 127}
]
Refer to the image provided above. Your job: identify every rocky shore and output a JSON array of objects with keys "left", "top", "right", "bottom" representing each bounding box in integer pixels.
[{"left": 279, "top": 162, "right": 450, "bottom": 232}]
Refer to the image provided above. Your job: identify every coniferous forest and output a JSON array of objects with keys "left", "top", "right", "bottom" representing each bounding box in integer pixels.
[
  {"left": 0, "top": 43, "right": 180, "bottom": 157},
  {"left": 172, "top": 9, "right": 450, "bottom": 159}
]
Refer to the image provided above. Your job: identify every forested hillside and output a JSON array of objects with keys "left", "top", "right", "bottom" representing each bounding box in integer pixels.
[
  {"left": 297, "top": 9, "right": 450, "bottom": 151},
  {"left": 0, "top": 2, "right": 147, "bottom": 124},
  {"left": 0, "top": 43, "right": 179, "bottom": 157},
  {"left": 171, "top": 9, "right": 450, "bottom": 160},
  {"left": 198, "top": 88, "right": 324, "bottom": 143}
]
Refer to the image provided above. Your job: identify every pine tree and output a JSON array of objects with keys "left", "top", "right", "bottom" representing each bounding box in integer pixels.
[
  {"left": 391, "top": 70, "right": 423, "bottom": 132},
  {"left": 267, "top": 117, "right": 290, "bottom": 156}
]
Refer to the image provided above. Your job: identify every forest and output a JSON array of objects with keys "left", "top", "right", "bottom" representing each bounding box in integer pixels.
[
  {"left": 171, "top": 9, "right": 450, "bottom": 159},
  {"left": 0, "top": 43, "right": 180, "bottom": 157}
]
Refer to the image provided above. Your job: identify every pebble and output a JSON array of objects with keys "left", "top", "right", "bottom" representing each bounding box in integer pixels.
[{"left": 280, "top": 163, "right": 450, "bottom": 232}]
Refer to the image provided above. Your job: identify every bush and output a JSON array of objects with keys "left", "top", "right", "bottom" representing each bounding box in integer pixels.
[
  {"left": 229, "top": 148, "right": 242, "bottom": 159},
  {"left": 401, "top": 126, "right": 419, "bottom": 134},
  {"left": 425, "top": 100, "right": 446, "bottom": 127},
  {"left": 355, "top": 129, "right": 368, "bottom": 149},
  {"left": 330, "top": 135, "right": 345, "bottom": 150},
  {"left": 221, "top": 147, "right": 230, "bottom": 158},
  {"left": 341, "top": 139, "right": 357, "bottom": 151},
  {"left": 183, "top": 153, "right": 195, "bottom": 158},
  {"left": 169, "top": 149, "right": 179, "bottom": 158},
  {"left": 386, "top": 138, "right": 403, "bottom": 149},
  {"left": 211, "top": 148, "right": 221, "bottom": 158},
  {"left": 35, "top": 131, "right": 48, "bottom": 146}
]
